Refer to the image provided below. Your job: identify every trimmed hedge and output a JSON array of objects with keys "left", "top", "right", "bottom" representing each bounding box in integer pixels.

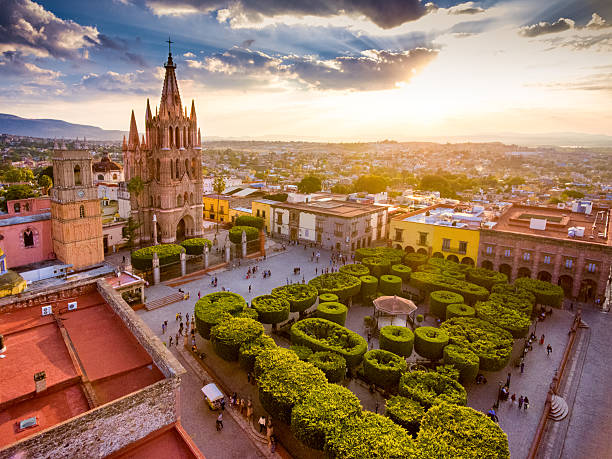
[
  {"left": 440, "top": 317, "right": 514, "bottom": 372},
  {"left": 443, "top": 344, "right": 479, "bottom": 383},
  {"left": 385, "top": 395, "right": 426, "bottom": 436},
  {"left": 210, "top": 317, "right": 264, "bottom": 361},
  {"left": 390, "top": 264, "right": 412, "bottom": 281},
  {"left": 428, "top": 257, "right": 470, "bottom": 273},
  {"left": 362, "top": 257, "right": 391, "bottom": 277},
  {"left": 319, "top": 292, "right": 339, "bottom": 303},
  {"left": 131, "top": 244, "right": 185, "bottom": 270},
  {"left": 355, "top": 247, "right": 404, "bottom": 265},
  {"left": 271, "top": 284, "right": 318, "bottom": 313},
  {"left": 404, "top": 252, "right": 429, "bottom": 269},
  {"left": 290, "top": 344, "right": 314, "bottom": 361},
  {"left": 446, "top": 303, "right": 475, "bottom": 320},
  {"left": 491, "top": 284, "right": 535, "bottom": 316},
  {"left": 398, "top": 371, "right": 467, "bottom": 409},
  {"left": 466, "top": 267, "right": 508, "bottom": 290},
  {"left": 234, "top": 215, "right": 264, "bottom": 230},
  {"left": 379, "top": 274, "right": 402, "bottom": 296},
  {"left": 414, "top": 326, "right": 449, "bottom": 361},
  {"left": 436, "top": 364, "right": 460, "bottom": 382},
  {"left": 416, "top": 264, "right": 442, "bottom": 274},
  {"left": 410, "top": 272, "right": 489, "bottom": 304},
  {"left": 308, "top": 273, "right": 361, "bottom": 301},
  {"left": 339, "top": 263, "right": 370, "bottom": 277},
  {"left": 475, "top": 300, "right": 531, "bottom": 338},
  {"left": 228, "top": 225, "right": 259, "bottom": 244},
  {"left": 441, "top": 270, "right": 466, "bottom": 281},
  {"left": 325, "top": 412, "right": 417, "bottom": 459},
  {"left": 417, "top": 403, "right": 510, "bottom": 459},
  {"left": 359, "top": 275, "right": 378, "bottom": 299},
  {"left": 514, "top": 277, "right": 564, "bottom": 308},
  {"left": 290, "top": 318, "right": 367, "bottom": 368},
  {"left": 194, "top": 292, "right": 247, "bottom": 339},
  {"left": 363, "top": 349, "right": 407, "bottom": 390},
  {"left": 254, "top": 346, "right": 299, "bottom": 379},
  {"left": 316, "top": 301, "right": 348, "bottom": 326},
  {"left": 379, "top": 325, "right": 414, "bottom": 357},
  {"left": 291, "top": 383, "right": 362, "bottom": 451},
  {"left": 238, "top": 333, "right": 277, "bottom": 372},
  {"left": 236, "top": 308, "right": 258, "bottom": 320},
  {"left": 307, "top": 351, "right": 347, "bottom": 383},
  {"left": 180, "top": 237, "right": 212, "bottom": 255},
  {"left": 251, "top": 294, "right": 290, "bottom": 325},
  {"left": 429, "top": 290, "right": 464, "bottom": 319}
]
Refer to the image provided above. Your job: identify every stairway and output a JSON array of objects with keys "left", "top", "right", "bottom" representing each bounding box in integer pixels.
[
  {"left": 549, "top": 395, "right": 569, "bottom": 421},
  {"left": 145, "top": 291, "right": 185, "bottom": 310}
]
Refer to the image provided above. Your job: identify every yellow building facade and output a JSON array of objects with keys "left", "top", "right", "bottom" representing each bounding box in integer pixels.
[
  {"left": 202, "top": 194, "right": 231, "bottom": 223},
  {"left": 251, "top": 199, "right": 275, "bottom": 234}
]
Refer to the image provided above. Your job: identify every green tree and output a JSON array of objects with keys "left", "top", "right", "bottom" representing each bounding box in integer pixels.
[
  {"left": 562, "top": 189, "right": 584, "bottom": 199},
  {"left": 353, "top": 175, "right": 388, "bottom": 194},
  {"left": 124, "top": 216, "right": 142, "bottom": 249},
  {"left": 38, "top": 175, "right": 53, "bottom": 194},
  {"left": 297, "top": 175, "right": 322, "bottom": 194},
  {"left": 1, "top": 184, "right": 39, "bottom": 211},
  {"left": 2, "top": 167, "right": 34, "bottom": 183},
  {"left": 419, "top": 174, "right": 455, "bottom": 198},
  {"left": 127, "top": 176, "right": 146, "bottom": 243},
  {"left": 331, "top": 183, "right": 353, "bottom": 194},
  {"left": 213, "top": 175, "right": 226, "bottom": 234}
]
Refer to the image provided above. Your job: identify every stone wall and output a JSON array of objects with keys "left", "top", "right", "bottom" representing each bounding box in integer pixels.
[{"left": 0, "top": 277, "right": 98, "bottom": 312}]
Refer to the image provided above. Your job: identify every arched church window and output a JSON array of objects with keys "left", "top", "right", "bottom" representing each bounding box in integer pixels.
[
  {"left": 184, "top": 192, "right": 188, "bottom": 206},
  {"left": 156, "top": 159, "right": 161, "bottom": 181},
  {"left": 177, "top": 194, "right": 182, "bottom": 207},
  {"left": 184, "top": 127, "right": 187, "bottom": 147},
  {"left": 169, "top": 127, "right": 173, "bottom": 148},
  {"left": 191, "top": 158, "right": 196, "bottom": 177},
  {"left": 190, "top": 192, "right": 193, "bottom": 204},
  {"left": 113, "top": 174, "right": 117, "bottom": 180},
  {"left": 170, "top": 158, "right": 174, "bottom": 179},
  {"left": 79, "top": 205, "right": 85, "bottom": 218},
  {"left": 97, "top": 174, "right": 104, "bottom": 181},
  {"left": 23, "top": 228, "right": 34, "bottom": 247},
  {"left": 175, "top": 159, "right": 180, "bottom": 179},
  {"left": 13, "top": 203, "right": 21, "bottom": 213},
  {"left": 74, "top": 165, "right": 82, "bottom": 185},
  {"left": 185, "top": 159, "right": 189, "bottom": 178},
  {"left": 158, "top": 195, "right": 161, "bottom": 207},
  {"left": 175, "top": 126, "right": 180, "bottom": 148},
  {"left": 149, "top": 196, "right": 153, "bottom": 207}
]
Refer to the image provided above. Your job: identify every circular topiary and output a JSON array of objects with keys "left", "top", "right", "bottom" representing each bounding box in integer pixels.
[
  {"left": 238, "top": 334, "right": 277, "bottom": 372},
  {"left": 409, "top": 272, "right": 489, "bottom": 304},
  {"left": 398, "top": 370, "right": 467, "bottom": 409},
  {"left": 308, "top": 272, "right": 361, "bottom": 301},
  {"left": 379, "top": 325, "right": 414, "bottom": 357},
  {"left": 316, "top": 301, "right": 348, "bottom": 326},
  {"left": 234, "top": 215, "right": 264, "bottom": 229},
  {"left": 180, "top": 237, "right": 212, "bottom": 255},
  {"left": 194, "top": 292, "right": 247, "bottom": 339},
  {"left": 466, "top": 267, "right": 508, "bottom": 290},
  {"left": 251, "top": 294, "right": 290, "bottom": 325},
  {"left": 404, "top": 252, "right": 429, "bottom": 269},
  {"left": 440, "top": 317, "right": 514, "bottom": 372},
  {"left": 355, "top": 247, "right": 404, "bottom": 265},
  {"left": 428, "top": 257, "right": 470, "bottom": 273},
  {"left": 339, "top": 263, "right": 370, "bottom": 277},
  {"left": 291, "top": 383, "right": 363, "bottom": 451},
  {"left": 442, "top": 270, "right": 466, "bottom": 281},
  {"left": 416, "top": 264, "right": 442, "bottom": 274},
  {"left": 131, "top": 244, "right": 185, "bottom": 270},
  {"left": 414, "top": 326, "right": 449, "bottom": 361},
  {"left": 254, "top": 346, "right": 299, "bottom": 379},
  {"left": 228, "top": 225, "right": 259, "bottom": 244},
  {"left": 490, "top": 284, "right": 535, "bottom": 316},
  {"left": 319, "top": 292, "right": 339, "bottom": 303},
  {"left": 307, "top": 351, "right": 347, "bottom": 383},
  {"left": 443, "top": 344, "right": 479, "bottom": 383},
  {"left": 362, "top": 257, "right": 391, "bottom": 278},
  {"left": 359, "top": 275, "right": 378, "bottom": 299},
  {"left": 390, "top": 264, "right": 412, "bottom": 281},
  {"left": 474, "top": 300, "right": 531, "bottom": 338},
  {"left": 385, "top": 395, "right": 426, "bottom": 436},
  {"left": 446, "top": 303, "right": 475, "bottom": 320},
  {"left": 417, "top": 403, "right": 510, "bottom": 458},
  {"left": 271, "top": 284, "right": 318, "bottom": 313},
  {"left": 236, "top": 308, "right": 259, "bottom": 320},
  {"left": 379, "top": 274, "right": 402, "bottom": 296},
  {"left": 210, "top": 317, "right": 264, "bottom": 361},
  {"left": 290, "top": 344, "right": 313, "bottom": 361},
  {"left": 429, "top": 290, "right": 464, "bottom": 319},
  {"left": 363, "top": 349, "right": 407, "bottom": 390},
  {"left": 514, "top": 277, "right": 564, "bottom": 308}
]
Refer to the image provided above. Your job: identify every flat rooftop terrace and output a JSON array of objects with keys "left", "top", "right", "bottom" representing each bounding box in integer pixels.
[
  {"left": 0, "top": 291, "right": 164, "bottom": 448},
  {"left": 276, "top": 199, "right": 381, "bottom": 217},
  {"left": 397, "top": 205, "right": 482, "bottom": 229}
]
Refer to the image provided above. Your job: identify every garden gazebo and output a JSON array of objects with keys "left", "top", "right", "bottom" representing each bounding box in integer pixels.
[{"left": 373, "top": 295, "right": 418, "bottom": 329}]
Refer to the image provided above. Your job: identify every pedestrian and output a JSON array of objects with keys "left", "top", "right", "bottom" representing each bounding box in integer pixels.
[
  {"left": 220, "top": 398, "right": 225, "bottom": 410},
  {"left": 179, "top": 322, "right": 183, "bottom": 334},
  {"left": 518, "top": 395, "right": 524, "bottom": 409},
  {"left": 523, "top": 396, "right": 530, "bottom": 411},
  {"left": 249, "top": 285, "right": 252, "bottom": 293},
  {"left": 511, "top": 393, "right": 516, "bottom": 404},
  {"left": 375, "top": 401, "right": 379, "bottom": 414},
  {"left": 247, "top": 372, "right": 252, "bottom": 384},
  {"left": 540, "top": 334, "right": 545, "bottom": 345},
  {"left": 164, "top": 320, "right": 168, "bottom": 330},
  {"left": 169, "top": 336, "right": 173, "bottom": 347},
  {"left": 175, "top": 333, "right": 179, "bottom": 346},
  {"left": 198, "top": 291, "right": 201, "bottom": 299},
  {"left": 161, "top": 322, "right": 165, "bottom": 334},
  {"left": 367, "top": 332, "right": 372, "bottom": 343},
  {"left": 520, "top": 360, "right": 525, "bottom": 374},
  {"left": 216, "top": 413, "right": 223, "bottom": 430},
  {"left": 240, "top": 398, "right": 246, "bottom": 415},
  {"left": 266, "top": 418, "right": 274, "bottom": 441},
  {"left": 259, "top": 416, "right": 266, "bottom": 433},
  {"left": 246, "top": 399, "right": 253, "bottom": 423},
  {"left": 186, "top": 312, "right": 189, "bottom": 322},
  {"left": 570, "top": 302, "right": 574, "bottom": 311},
  {"left": 176, "top": 312, "right": 179, "bottom": 321},
  {"left": 547, "top": 344, "right": 552, "bottom": 355},
  {"left": 506, "top": 372, "right": 511, "bottom": 388},
  {"left": 270, "top": 435, "right": 276, "bottom": 453}
]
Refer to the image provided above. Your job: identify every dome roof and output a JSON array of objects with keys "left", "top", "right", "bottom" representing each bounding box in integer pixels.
[{"left": 93, "top": 154, "right": 123, "bottom": 172}]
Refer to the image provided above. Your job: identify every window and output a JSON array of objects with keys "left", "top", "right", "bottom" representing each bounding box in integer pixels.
[
  {"left": 277, "top": 226, "right": 281, "bottom": 234},
  {"left": 504, "top": 249, "right": 512, "bottom": 257},
  {"left": 277, "top": 214, "right": 283, "bottom": 225},
  {"left": 156, "top": 159, "right": 161, "bottom": 181},
  {"left": 169, "top": 126, "right": 173, "bottom": 147},
  {"left": 175, "top": 126, "right": 180, "bottom": 148},
  {"left": 97, "top": 174, "right": 104, "bottom": 181},
  {"left": 74, "top": 165, "right": 81, "bottom": 185},
  {"left": 23, "top": 229, "right": 34, "bottom": 247},
  {"left": 220, "top": 206, "right": 224, "bottom": 214},
  {"left": 459, "top": 241, "right": 468, "bottom": 254},
  {"left": 210, "top": 204, "right": 214, "bottom": 211},
  {"left": 523, "top": 252, "right": 531, "bottom": 261},
  {"left": 262, "top": 210, "right": 266, "bottom": 218},
  {"left": 113, "top": 174, "right": 117, "bottom": 180},
  {"left": 185, "top": 159, "right": 189, "bottom": 178},
  {"left": 395, "top": 229, "right": 403, "bottom": 242},
  {"left": 79, "top": 205, "right": 85, "bottom": 218},
  {"left": 543, "top": 255, "right": 551, "bottom": 264},
  {"left": 175, "top": 159, "right": 180, "bottom": 179},
  {"left": 485, "top": 246, "right": 493, "bottom": 255},
  {"left": 587, "top": 263, "right": 597, "bottom": 273},
  {"left": 442, "top": 238, "right": 451, "bottom": 251},
  {"left": 305, "top": 229, "right": 309, "bottom": 237},
  {"left": 256, "top": 209, "right": 260, "bottom": 217},
  {"left": 565, "top": 259, "right": 573, "bottom": 268},
  {"left": 13, "top": 203, "right": 20, "bottom": 213}
]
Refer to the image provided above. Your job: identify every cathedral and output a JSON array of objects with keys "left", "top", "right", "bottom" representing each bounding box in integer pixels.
[{"left": 123, "top": 45, "right": 204, "bottom": 245}]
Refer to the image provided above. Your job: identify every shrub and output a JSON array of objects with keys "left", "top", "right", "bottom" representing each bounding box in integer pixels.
[
  {"left": 290, "top": 344, "right": 314, "bottom": 361},
  {"left": 316, "top": 301, "right": 348, "bottom": 326},
  {"left": 254, "top": 346, "right": 299, "bottom": 379},
  {"left": 319, "top": 292, "right": 339, "bottom": 303},
  {"left": 385, "top": 395, "right": 426, "bottom": 436},
  {"left": 234, "top": 215, "right": 264, "bottom": 229},
  {"left": 475, "top": 300, "right": 531, "bottom": 338},
  {"left": 435, "top": 364, "right": 460, "bottom": 381},
  {"left": 514, "top": 277, "right": 564, "bottom": 308},
  {"left": 416, "top": 264, "right": 442, "bottom": 274},
  {"left": 236, "top": 308, "right": 259, "bottom": 320},
  {"left": 414, "top": 326, "right": 449, "bottom": 361},
  {"left": 390, "top": 264, "right": 412, "bottom": 281},
  {"left": 362, "top": 257, "right": 391, "bottom": 277},
  {"left": 446, "top": 303, "right": 475, "bottom": 320},
  {"left": 238, "top": 334, "right": 277, "bottom": 372},
  {"left": 325, "top": 412, "right": 417, "bottom": 459},
  {"left": 428, "top": 257, "right": 470, "bottom": 273},
  {"left": 404, "top": 252, "right": 428, "bottom": 270},
  {"left": 271, "top": 284, "right": 318, "bottom": 313},
  {"left": 339, "top": 263, "right": 370, "bottom": 277},
  {"left": 359, "top": 275, "right": 378, "bottom": 299},
  {"left": 291, "top": 383, "right": 362, "bottom": 451},
  {"left": 256, "top": 354, "right": 327, "bottom": 424},
  {"left": 443, "top": 344, "right": 479, "bottom": 383},
  {"left": 308, "top": 272, "right": 361, "bottom": 301},
  {"left": 355, "top": 247, "right": 404, "bottom": 265},
  {"left": 131, "top": 244, "right": 185, "bottom": 270},
  {"left": 251, "top": 294, "right": 290, "bottom": 325},
  {"left": 290, "top": 318, "right": 367, "bottom": 367},
  {"left": 379, "top": 325, "right": 414, "bottom": 357},
  {"left": 307, "top": 351, "right": 347, "bottom": 383},
  {"left": 194, "top": 292, "right": 247, "bottom": 339},
  {"left": 491, "top": 284, "right": 535, "bottom": 316},
  {"left": 417, "top": 403, "right": 510, "bottom": 458},
  {"left": 180, "top": 238, "right": 212, "bottom": 255},
  {"left": 398, "top": 371, "right": 467, "bottom": 409},
  {"left": 210, "top": 317, "right": 264, "bottom": 361},
  {"left": 466, "top": 267, "right": 508, "bottom": 290},
  {"left": 363, "top": 349, "right": 407, "bottom": 390},
  {"left": 429, "top": 290, "right": 464, "bottom": 319},
  {"left": 379, "top": 274, "right": 402, "bottom": 296},
  {"left": 441, "top": 270, "right": 466, "bottom": 281},
  {"left": 410, "top": 272, "right": 489, "bottom": 304},
  {"left": 228, "top": 225, "right": 259, "bottom": 244},
  {"left": 440, "top": 317, "right": 514, "bottom": 372}
]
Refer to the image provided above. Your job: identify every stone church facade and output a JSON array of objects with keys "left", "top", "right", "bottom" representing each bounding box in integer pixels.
[{"left": 123, "top": 47, "right": 203, "bottom": 245}]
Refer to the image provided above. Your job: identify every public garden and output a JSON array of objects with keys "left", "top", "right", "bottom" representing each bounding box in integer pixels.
[{"left": 133, "top": 233, "right": 582, "bottom": 459}]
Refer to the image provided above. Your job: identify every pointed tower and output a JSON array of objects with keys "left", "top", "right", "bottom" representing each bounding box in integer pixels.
[
  {"left": 128, "top": 110, "right": 139, "bottom": 148},
  {"left": 159, "top": 46, "right": 182, "bottom": 119}
]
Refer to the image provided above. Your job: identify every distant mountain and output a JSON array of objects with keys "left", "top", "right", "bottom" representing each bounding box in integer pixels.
[
  {"left": 434, "top": 132, "right": 612, "bottom": 148},
  {"left": 0, "top": 114, "right": 126, "bottom": 141}
]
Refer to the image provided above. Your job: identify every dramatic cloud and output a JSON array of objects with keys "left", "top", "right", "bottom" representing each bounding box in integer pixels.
[
  {"left": 146, "top": 0, "right": 429, "bottom": 29},
  {"left": 530, "top": 73, "right": 612, "bottom": 92},
  {"left": 0, "top": 51, "right": 62, "bottom": 82},
  {"left": 586, "top": 13, "right": 610, "bottom": 29},
  {"left": 519, "top": 18, "right": 575, "bottom": 37},
  {"left": 549, "top": 32, "right": 612, "bottom": 51},
  {"left": 448, "top": 2, "right": 485, "bottom": 15},
  {"left": 77, "top": 69, "right": 162, "bottom": 94}
]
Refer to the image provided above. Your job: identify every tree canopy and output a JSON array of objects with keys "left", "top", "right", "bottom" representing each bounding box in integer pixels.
[
  {"left": 353, "top": 175, "right": 388, "bottom": 194},
  {"left": 298, "top": 175, "right": 322, "bottom": 194}
]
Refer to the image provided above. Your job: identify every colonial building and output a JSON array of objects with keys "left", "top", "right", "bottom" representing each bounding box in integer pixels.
[
  {"left": 123, "top": 46, "right": 203, "bottom": 244},
  {"left": 93, "top": 153, "right": 123, "bottom": 184}
]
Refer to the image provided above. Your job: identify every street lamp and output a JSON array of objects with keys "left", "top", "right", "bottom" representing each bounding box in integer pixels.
[{"left": 493, "top": 381, "right": 503, "bottom": 409}]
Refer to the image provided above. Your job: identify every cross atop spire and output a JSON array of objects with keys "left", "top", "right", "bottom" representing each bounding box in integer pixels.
[{"left": 166, "top": 37, "right": 173, "bottom": 55}]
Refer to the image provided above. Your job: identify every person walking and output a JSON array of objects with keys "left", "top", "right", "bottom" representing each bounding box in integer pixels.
[
  {"left": 246, "top": 399, "right": 253, "bottom": 423},
  {"left": 547, "top": 344, "right": 553, "bottom": 356},
  {"left": 540, "top": 334, "right": 545, "bottom": 345},
  {"left": 523, "top": 396, "right": 530, "bottom": 411},
  {"left": 249, "top": 285, "right": 252, "bottom": 293},
  {"left": 506, "top": 372, "right": 511, "bottom": 388},
  {"left": 259, "top": 416, "right": 266, "bottom": 433},
  {"left": 520, "top": 360, "right": 525, "bottom": 374},
  {"left": 175, "top": 333, "right": 179, "bottom": 346},
  {"left": 216, "top": 413, "right": 223, "bottom": 431},
  {"left": 511, "top": 393, "right": 516, "bottom": 405},
  {"left": 161, "top": 322, "right": 165, "bottom": 334},
  {"left": 168, "top": 336, "right": 173, "bottom": 347},
  {"left": 518, "top": 395, "right": 524, "bottom": 409}
]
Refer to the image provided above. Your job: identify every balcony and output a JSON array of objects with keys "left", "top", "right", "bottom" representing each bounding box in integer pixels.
[{"left": 443, "top": 246, "right": 467, "bottom": 255}]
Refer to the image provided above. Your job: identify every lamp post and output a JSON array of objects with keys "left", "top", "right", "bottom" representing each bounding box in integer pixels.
[
  {"left": 494, "top": 381, "right": 503, "bottom": 409},
  {"left": 152, "top": 213, "right": 158, "bottom": 245}
]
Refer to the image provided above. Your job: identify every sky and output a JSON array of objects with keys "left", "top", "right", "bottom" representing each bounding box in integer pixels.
[{"left": 0, "top": 0, "right": 611, "bottom": 141}]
